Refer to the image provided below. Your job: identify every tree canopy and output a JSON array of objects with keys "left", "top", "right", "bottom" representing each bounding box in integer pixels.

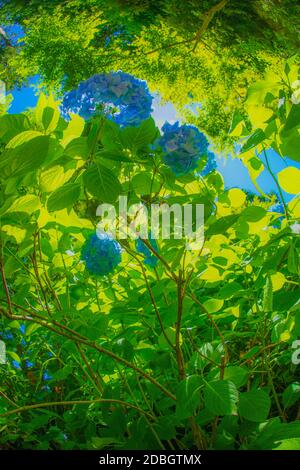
[
  {"left": 1, "top": 0, "right": 300, "bottom": 146},
  {"left": 0, "top": 0, "right": 300, "bottom": 453}
]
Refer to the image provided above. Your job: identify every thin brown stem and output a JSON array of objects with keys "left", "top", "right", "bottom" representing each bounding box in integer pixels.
[
  {"left": 0, "top": 307, "right": 176, "bottom": 401},
  {"left": 0, "top": 398, "right": 154, "bottom": 420}
]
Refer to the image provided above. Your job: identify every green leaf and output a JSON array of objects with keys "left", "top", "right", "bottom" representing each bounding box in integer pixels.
[
  {"left": 5, "top": 195, "right": 40, "bottom": 215},
  {"left": 229, "top": 110, "right": 244, "bottom": 135},
  {"left": 0, "top": 114, "right": 30, "bottom": 143},
  {"left": 176, "top": 375, "right": 202, "bottom": 419},
  {"left": 6, "top": 130, "right": 43, "bottom": 148},
  {"left": 39, "top": 165, "right": 74, "bottom": 192},
  {"left": 223, "top": 367, "right": 249, "bottom": 388},
  {"left": 282, "top": 104, "right": 300, "bottom": 134},
  {"left": 282, "top": 383, "right": 300, "bottom": 409},
  {"left": 132, "top": 172, "right": 160, "bottom": 195},
  {"left": 218, "top": 282, "right": 242, "bottom": 299},
  {"left": 277, "top": 167, "right": 300, "bottom": 194},
  {"left": 206, "top": 215, "right": 239, "bottom": 237},
  {"left": 274, "top": 438, "right": 300, "bottom": 450},
  {"left": 97, "top": 149, "right": 132, "bottom": 163},
  {"left": 121, "top": 118, "right": 158, "bottom": 152},
  {"left": 241, "top": 129, "right": 266, "bottom": 152},
  {"left": 89, "top": 437, "right": 121, "bottom": 449},
  {"left": 240, "top": 206, "right": 266, "bottom": 222},
  {"left": 42, "top": 106, "right": 60, "bottom": 133},
  {"left": 280, "top": 128, "right": 300, "bottom": 163},
  {"left": 7, "top": 351, "right": 21, "bottom": 362},
  {"left": 204, "top": 380, "right": 238, "bottom": 416},
  {"left": 83, "top": 163, "right": 122, "bottom": 203},
  {"left": 25, "top": 323, "right": 42, "bottom": 337},
  {"left": 239, "top": 389, "right": 271, "bottom": 422},
  {"left": 47, "top": 182, "right": 81, "bottom": 212},
  {"left": 0, "top": 135, "right": 50, "bottom": 178},
  {"left": 65, "top": 137, "right": 89, "bottom": 160},
  {"left": 101, "top": 120, "right": 124, "bottom": 151},
  {"left": 50, "top": 365, "right": 73, "bottom": 381},
  {"left": 203, "top": 298, "right": 224, "bottom": 313},
  {"left": 288, "top": 243, "right": 299, "bottom": 274}
]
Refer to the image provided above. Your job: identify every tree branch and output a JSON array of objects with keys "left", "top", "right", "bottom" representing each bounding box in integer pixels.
[{"left": 143, "top": 0, "right": 229, "bottom": 56}]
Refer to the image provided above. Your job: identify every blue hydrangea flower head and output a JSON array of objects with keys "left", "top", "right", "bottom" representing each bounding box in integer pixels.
[
  {"left": 2, "top": 331, "right": 13, "bottom": 341},
  {"left": 202, "top": 151, "right": 217, "bottom": 176},
  {"left": 136, "top": 236, "right": 159, "bottom": 267},
  {"left": 158, "top": 122, "right": 209, "bottom": 176},
  {"left": 19, "top": 324, "right": 26, "bottom": 335},
  {"left": 61, "top": 71, "right": 153, "bottom": 126},
  {"left": 12, "top": 360, "right": 21, "bottom": 370},
  {"left": 25, "top": 360, "right": 34, "bottom": 369},
  {"left": 81, "top": 232, "right": 122, "bottom": 276},
  {"left": 43, "top": 371, "right": 52, "bottom": 381}
]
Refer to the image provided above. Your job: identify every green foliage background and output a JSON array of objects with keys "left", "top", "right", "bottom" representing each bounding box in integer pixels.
[{"left": 0, "top": 0, "right": 300, "bottom": 451}]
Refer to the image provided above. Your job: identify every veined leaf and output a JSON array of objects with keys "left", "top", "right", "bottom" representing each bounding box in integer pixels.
[
  {"left": 83, "top": 163, "right": 122, "bottom": 203},
  {"left": 47, "top": 182, "right": 81, "bottom": 212},
  {"left": 204, "top": 380, "right": 239, "bottom": 416},
  {"left": 239, "top": 389, "right": 271, "bottom": 422}
]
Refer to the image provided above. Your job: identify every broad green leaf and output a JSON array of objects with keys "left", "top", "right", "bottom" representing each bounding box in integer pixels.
[
  {"left": 132, "top": 172, "right": 160, "bottom": 195},
  {"left": 89, "top": 437, "right": 121, "bottom": 449},
  {"left": 5, "top": 194, "right": 40, "bottom": 214},
  {"left": 83, "top": 163, "right": 122, "bottom": 203},
  {"left": 7, "top": 351, "right": 21, "bottom": 362},
  {"left": 241, "top": 129, "right": 266, "bottom": 152},
  {"left": 204, "top": 380, "right": 239, "bottom": 416},
  {"left": 62, "top": 113, "right": 85, "bottom": 147},
  {"left": 39, "top": 165, "right": 74, "bottom": 192},
  {"left": 6, "top": 130, "right": 43, "bottom": 148},
  {"left": 282, "top": 383, "right": 300, "bottom": 409},
  {"left": 121, "top": 118, "right": 158, "bottom": 151},
  {"left": 223, "top": 367, "right": 248, "bottom": 388},
  {"left": 97, "top": 149, "right": 132, "bottom": 162},
  {"left": 65, "top": 137, "right": 89, "bottom": 160},
  {"left": 240, "top": 206, "right": 266, "bottom": 222},
  {"left": 282, "top": 104, "right": 300, "bottom": 134},
  {"left": 277, "top": 167, "right": 300, "bottom": 194},
  {"left": 42, "top": 106, "right": 60, "bottom": 133},
  {"left": 25, "top": 323, "right": 42, "bottom": 337},
  {"left": 176, "top": 375, "right": 202, "bottom": 418},
  {"left": 270, "top": 272, "right": 286, "bottom": 292},
  {"left": 228, "top": 110, "right": 244, "bottom": 136},
  {"left": 203, "top": 298, "right": 224, "bottom": 313},
  {"left": 227, "top": 188, "right": 246, "bottom": 207},
  {"left": 50, "top": 365, "right": 73, "bottom": 381},
  {"left": 218, "top": 282, "right": 242, "bottom": 299},
  {"left": 274, "top": 438, "right": 300, "bottom": 450},
  {"left": 206, "top": 215, "right": 239, "bottom": 237},
  {"left": 280, "top": 128, "right": 300, "bottom": 163},
  {"left": 101, "top": 120, "right": 124, "bottom": 151},
  {"left": 47, "top": 182, "right": 81, "bottom": 212},
  {"left": 0, "top": 114, "right": 30, "bottom": 143},
  {"left": 0, "top": 135, "right": 50, "bottom": 178},
  {"left": 239, "top": 389, "right": 271, "bottom": 422}
]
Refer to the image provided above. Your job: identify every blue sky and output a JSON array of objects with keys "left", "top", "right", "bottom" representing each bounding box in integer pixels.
[{"left": 8, "top": 79, "right": 299, "bottom": 202}]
